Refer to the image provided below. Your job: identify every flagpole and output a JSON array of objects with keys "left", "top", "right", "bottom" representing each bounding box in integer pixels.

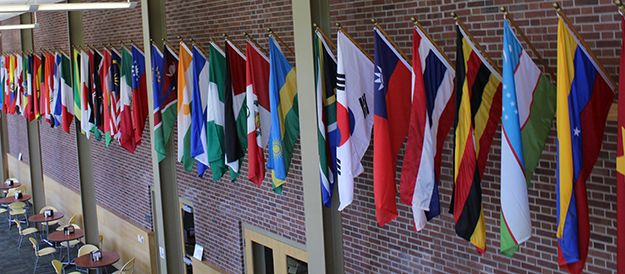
[
  {"left": 451, "top": 12, "right": 502, "bottom": 74},
  {"left": 243, "top": 32, "right": 268, "bottom": 56},
  {"left": 371, "top": 18, "right": 410, "bottom": 62},
  {"left": 501, "top": 7, "right": 555, "bottom": 80},
  {"left": 553, "top": 2, "right": 617, "bottom": 90},
  {"left": 223, "top": 33, "right": 246, "bottom": 55},
  {"left": 190, "top": 38, "right": 209, "bottom": 57},
  {"left": 314, "top": 24, "right": 336, "bottom": 51},
  {"left": 410, "top": 16, "right": 453, "bottom": 68},
  {"left": 336, "top": 23, "right": 373, "bottom": 62},
  {"left": 267, "top": 28, "right": 296, "bottom": 58}
]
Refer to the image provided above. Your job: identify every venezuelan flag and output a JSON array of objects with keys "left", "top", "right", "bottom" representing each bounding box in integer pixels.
[
  {"left": 556, "top": 17, "right": 614, "bottom": 274},
  {"left": 267, "top": 36, "right": 299, "bottom": 193}
]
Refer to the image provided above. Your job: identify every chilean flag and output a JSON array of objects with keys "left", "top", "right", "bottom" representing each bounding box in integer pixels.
[{"left": 373, "top": 28, "right": 412, "bottom": 226}]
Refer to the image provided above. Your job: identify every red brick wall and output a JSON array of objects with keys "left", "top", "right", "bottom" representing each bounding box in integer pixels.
[
  {"left": 0, "top": 0, "right": 622, "bottom": 273},
  {"left": 329, "top": 0, "right": 619, "bottom": 273},
  {"left": 165, "top": 1, "right": 306, "bottom": 272}
]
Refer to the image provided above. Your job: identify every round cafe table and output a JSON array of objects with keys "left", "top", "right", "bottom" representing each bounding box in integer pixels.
[
  {"left": 0, "top": 193, "right": 32, "bottom": 204},
  {"left": 29, "top": 211, "right": 64, "bottom": 245},
  {"left": 75, "top": 251, "right": 120, "bottom": 274},
  {"left": 48, "top": 228, "right": 84, "bottom": 266},
  {"left": 0, "top": 182, "right": 21, "bottom": 190}
]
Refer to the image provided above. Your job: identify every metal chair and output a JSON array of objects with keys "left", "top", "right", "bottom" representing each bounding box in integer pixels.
[
  {"left": 14, "top": 220, "right": 38, "bottom": 249},
  {"left": 29, "top": 237, "right": 56, "bottom": 274},
  {"left": 8, "top": 201, "right": 28, "bottom": 228},
  {"left": 51, "top": 259, "right": 81, "bottom": 274},
  {"left": 113, "top": 258, "right": 136, "bottom": 274}
]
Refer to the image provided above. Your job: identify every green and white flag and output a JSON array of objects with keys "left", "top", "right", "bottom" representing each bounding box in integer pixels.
[{"left": 207, "top": 42, "right": 227, "bottom": 181}]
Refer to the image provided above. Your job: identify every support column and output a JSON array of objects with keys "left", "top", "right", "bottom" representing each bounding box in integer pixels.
[
  {"left": 292, "top": 0, "right": 343, "bottom": 273},
  {"left": 0, "top": 114, "right": 8, "bottom": 181},
  {"left": 140, "top": 0, "right": 184, "bottom": 273},
  {"left": 20, "top": 13, "right": 46, "bottom": 212},
  {"left": 67, "top": 3, "right": 99, "bottom": 245}
]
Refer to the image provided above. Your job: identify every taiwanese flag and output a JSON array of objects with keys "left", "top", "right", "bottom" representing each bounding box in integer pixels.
[
  {"left": 372, "top": 27, "right": 412, "bottom": 226},
  {"left": 556, "top": 17, "right": 614, "bottom": 274},
  {"left": 131, "top": 46, "right": 148, "bottom": 147}
]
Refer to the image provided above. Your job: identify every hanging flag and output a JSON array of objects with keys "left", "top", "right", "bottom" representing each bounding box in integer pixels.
[
  {"left": 14, "top": 54, "right": 24, "bottom": 115},
  {"left": 0, "top": 56, "right": 5, "bottom": 112},
  {"left": 267, "top": 35, "right": 299, "bottom": 193},
  {"left": 92, "top": 49, "right": 104, "bottom": 138},
  {"left": 23, "top": 54, "right": 34, "bottom": 121},
  {"left": 108, "top": 49, "right": 122, "bottom": 145},
  {"left": 190, "top": 45, "right": 209, "bottom": 177},
  {"left": 5, "top": 55, "right": 13, "bottom": 114},
  {"left": 224, "top": 39, "right": 247, "bottom": 179},
  {"left": 52, "top": 53, "right": 63, "bottom": 127},
  {"left": 131, "top": 46, "right": 148, "bottom": 147},
  {"left": 206, "top": 42, "right": 227, "bottom": 180},
  {"left": 372, "top": 27, "right": 412, "bottom": 226},
  {"left": 177, "top": 42, "right": 194, "bottom": 171},
  {"left": 556, "top": 15, "right": 614, "bottom": 274},
  {"left": 72, "top": 49, "right": 81, "bottom": 123},
  {"left": 336, "top": 30, "right": 374, "bottom": 210},
  {"left": 245, "top": 40, "right": 270, "bottom": 186},
  {"left": 60, "top": 53, "right": 74, "bottom": 133},
  {"left": 452, "top": 23, "right": 502, "bottom": 254},
  {"left": 101, "top": 49, "right": 113, "bottom": 142},
  {"left": 151, "top": 43, "right": 178, "bottom": 162},
  {"left": 618, "top": 14, "right": 625, "bottom": 274},
  {"left": 33, "top": 54, "right": 42, "bottom": 120},
  {"left": 400, "top": 25, "right": 454, "bottom": 231},
  {"left": 313, "top": 30, "right": 338, "bottom": 207},
  {"left": 499, "top": 19, "right": 556, "bottom": 256},
  {"left": 80, "top": 50, "right": 93, "bottom": 136},
  {"left": 119, "top": 47, "right": 137, "bottom": 153}
]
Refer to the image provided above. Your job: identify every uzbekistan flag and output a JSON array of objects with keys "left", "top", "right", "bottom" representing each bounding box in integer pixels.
[
  {"left": 500, "top": 19, "right": 556, "bottom": 256},
  {"left": 400, "top": 25, "right": 454, "bottom": 231},
  {"left": 245, "top": 40, "right": 270, "bottom": 187},
  {"left": 313, "top": 29, "right": 338, "bottom": 207},
  {"left": 618, "top": 15, "right": 625, "bottom": 274},
  {"left": 452, "top": 24, "right": 502, "bottom": 254},
  {"left": 373, "top": 27, "right": 412, "bottom": 226},
  {"left": 267, "top": 36, "right": 299, "bottom": 193},
  {"left": 556, "top": 16, "right": 614, "bottom": 273}
]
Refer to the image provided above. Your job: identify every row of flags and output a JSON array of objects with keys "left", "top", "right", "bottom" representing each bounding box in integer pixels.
[
  {"left": 1, "top": 7, "right": 619, "bottom": 273},
  {"left": 151, "top": 35, "right": 299, "bottom": 192},
  {"left": 0, "top": 46, "right": 149, "bottom": 154},
  {"left": 314, "top": 12, "right": 614, "bottom": 274}
]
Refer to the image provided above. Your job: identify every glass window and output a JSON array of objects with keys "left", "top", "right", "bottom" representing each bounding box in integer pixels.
[{"left": 252, "top": 241, "right": 274, "bottom": 274}]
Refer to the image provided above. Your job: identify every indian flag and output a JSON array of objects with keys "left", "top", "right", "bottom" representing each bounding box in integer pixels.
[{"left": 177, "top": 42, "right": 194, "bottom": 171}]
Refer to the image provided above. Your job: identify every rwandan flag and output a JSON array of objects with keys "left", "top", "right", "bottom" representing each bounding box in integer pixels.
[
  {"left": 313, "top": 29, "right": 338, "bottom": 207},
  {"left": 452, "top": 24, "right": 502, "bottom": 254},
  {"left": 556, "top": 16, "right": 614, "bottom": 274},
  {"left": 267, "top": 36, "right": 299, "bottom": 193}
]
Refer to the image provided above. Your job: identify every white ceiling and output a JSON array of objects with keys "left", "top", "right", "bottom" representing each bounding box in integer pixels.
[{"left": 0, "top": 0, "right": 63, "bottom": 22}]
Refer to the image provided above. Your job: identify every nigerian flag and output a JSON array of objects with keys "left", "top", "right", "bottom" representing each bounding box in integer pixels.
[{"left": 207, "top": 42, "right": 227, "bottom": 181}]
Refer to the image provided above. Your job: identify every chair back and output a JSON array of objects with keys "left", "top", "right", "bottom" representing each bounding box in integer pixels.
[
  {"left": 78, "top": 244, "right": 99, "bottom": 257},
  {"left": 9, "top": 201, "right": 25, "bottom": 210},
  {"left": 29, "top": 237, "right": 38, "bottom": 252},
  {"left": 120, "top": 258, "right": 136, "bottom": 274},
  {"left": 39, "top": 205, "right": 58, "bottom": 214},
  {"left": 51, "top": 259, "right": 63, "bottom": 274},
  {"left": 13, "top": 219, "right": 22, "bottom": 232},
  {"left": 67, "top": 214, "right": 78, "bottom": 225},
  {"left": 6, "top": 186, "right": 24, "bottom": 197}
]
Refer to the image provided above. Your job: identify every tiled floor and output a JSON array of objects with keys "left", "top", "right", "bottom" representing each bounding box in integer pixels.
[{"left": 0, "top": 207, "right": 116, "bottom": 274}]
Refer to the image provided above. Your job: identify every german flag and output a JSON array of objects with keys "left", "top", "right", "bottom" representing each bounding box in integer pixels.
[{"left": 451, "top": 24, "right": 502, "bottom": 253}]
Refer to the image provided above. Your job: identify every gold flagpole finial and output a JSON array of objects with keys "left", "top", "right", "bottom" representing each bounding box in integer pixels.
[
  {"left": 410, "top": 16, "right": 417, "bottom": 25},
  {"left": 553, "top": 2, "right": 562, "bottom": 12},
  {"left": 223, "top": 33, "right": 228, "bottom": 40},
  {"left": 500, "top": 6, "right": 508, "bottom": 15},
  {"left": 370, "top": 18, "right": 379, "bottom": 26},
  {"left": 451, "top": 12, "right": 458, "bottom": 20},
  {"left": 267, "top": 28, "right": 273, "bottom": 35},
  {"left": 335, "top": 22, "right": 342, "bottom": 30},
  {"left": 312, "top": 23, "right": 318, "bottom": 30},
  {"left": 243, "top": 32, "right": 250, "bottom": 39}
]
